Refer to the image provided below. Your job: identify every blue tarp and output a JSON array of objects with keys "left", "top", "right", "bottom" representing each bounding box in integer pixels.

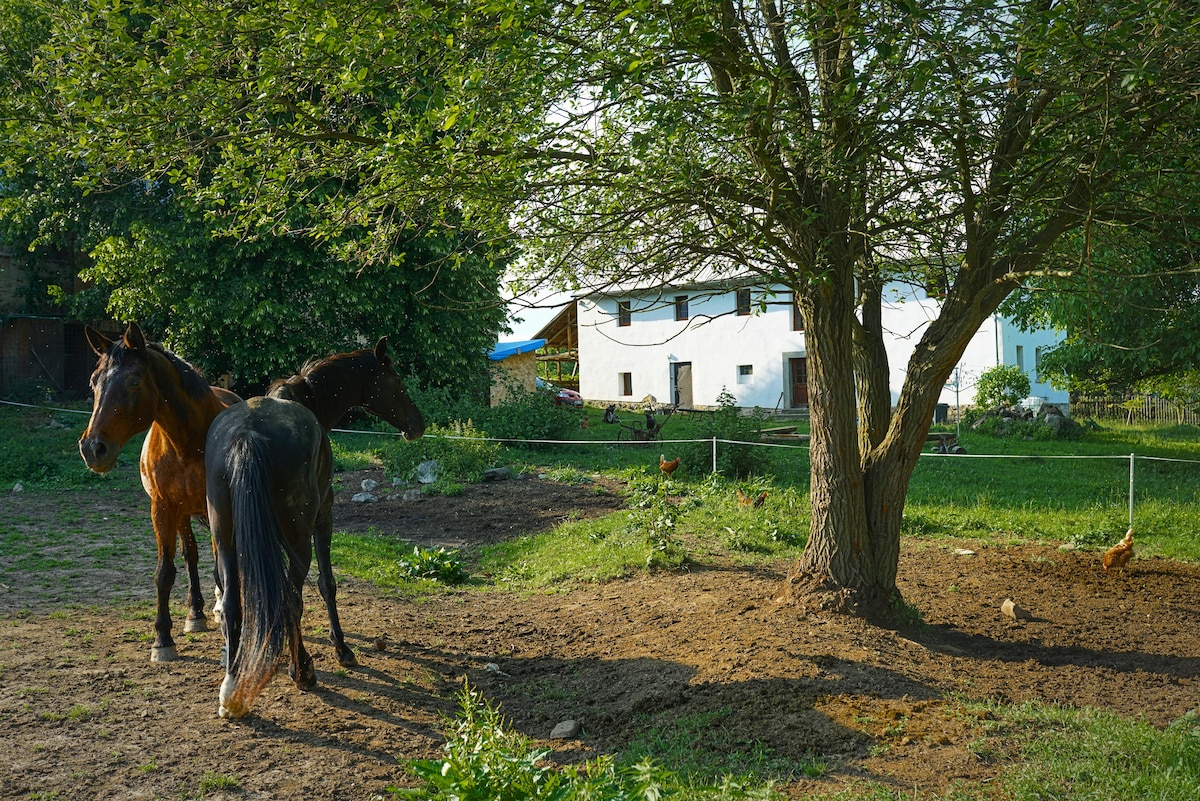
[{"left": 488, "top": 339, "right": 547, "bottom": 361}]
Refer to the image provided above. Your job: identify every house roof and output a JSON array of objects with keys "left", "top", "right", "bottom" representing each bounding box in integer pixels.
[
  {"left": 576, "top": 275, "right": 763, "bottom": 299},
  {"left": 488, "top": 339, "right": 546, "bottom": 361},
  {"left": 533, "top": 303, "right": 579, "bottom": 351}
]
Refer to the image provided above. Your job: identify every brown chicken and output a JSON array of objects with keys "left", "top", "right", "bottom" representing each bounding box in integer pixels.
[
  {"left": 659, "top": 454, "right": 680, "bottom": 475},
  {"left": 737, "top": 488, "right": 768, "bottom": 508},
  {"left": 1102, "top": 528, "right": 1134, "bottom": 572}
]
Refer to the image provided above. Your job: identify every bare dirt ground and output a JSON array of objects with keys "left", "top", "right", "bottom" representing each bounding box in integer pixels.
[{"left": 3, "top": 469, "right": 1200, "bottom": 800}]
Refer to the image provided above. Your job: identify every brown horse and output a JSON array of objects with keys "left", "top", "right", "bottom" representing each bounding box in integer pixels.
[
  {"left": 79, "top": 323, "right": 241, "bottom": 662},
  {"left": 207, "top": 339, "right": 423, "bottom": 717}
]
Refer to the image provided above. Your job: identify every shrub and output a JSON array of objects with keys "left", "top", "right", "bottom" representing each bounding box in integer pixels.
[
  {"left": 399, "top": 685, "right": 776, "bottom": 800},
  {"left": 378, "top": 420, "right": 501, "bottom": 485},
  {"left": 479, "top": 387, "right": 580, "bottom": 442},
  {"left": 396, "top": 546, "right": 468, "bottom": 584},
  {"left": 680, "top": 389, "right": 769, "bottom": 478},
  {"left": 404, "top": 378, "right": 487, "bottom": 428},
  {"left": 975, "top": 364, "right": 1031, "bottom": 409}
]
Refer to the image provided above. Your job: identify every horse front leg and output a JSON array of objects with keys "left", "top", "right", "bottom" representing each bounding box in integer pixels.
[
  {"left": 149, "top": 502, "right": 180, "bottom": 662},
  {"left": 313, "top": 506, "right": 356, "bottom": 666},
  {"left": 179, "top": 517, "right": 209, "bottom": 633}
]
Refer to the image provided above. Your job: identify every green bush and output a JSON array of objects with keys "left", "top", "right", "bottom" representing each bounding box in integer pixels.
[
  {"left": 975, "top": 364, "right": 1031, "bottom": 409},
  {"left": 404, "top": 378, "right": 487, "bottom": 428},
  {"left": 396, "top": 545, "right": 468, "bottom": 584},
  {"left": 397, "top": 685, "right": 778, "bottom": 800},
  {"left": 378, "top": 420, "right": 501, "bottom": 485},
  {"left": 972, "top": 414, "right": 1083, "bottom": 441},
  {"left": 479, "top": 387, "right": 580, "bottom": 442},
  {"left": 624, "top": 475, "right": 687, "bottom": 570},
  {"left": 680, "top": 389, "right": 769, "bottom": 478}
]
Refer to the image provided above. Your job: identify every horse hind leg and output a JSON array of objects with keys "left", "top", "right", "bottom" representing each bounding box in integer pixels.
[
  {"left": 288, "top": 641, "right": 317, "bottom": 691},
  {"left": 314, "top": 517, "right": 357, "bottom": 666}
]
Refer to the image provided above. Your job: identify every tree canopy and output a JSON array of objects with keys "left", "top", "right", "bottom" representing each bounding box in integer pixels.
[
  {"left": 1004, "top": 225, "right": 1200, "bottom": 395},
  {"left": 8, "top": 0, "right": 1200, "bottom": 615},
  {"left": 1, "top": 0, "right": 511, "bottom": 392}
]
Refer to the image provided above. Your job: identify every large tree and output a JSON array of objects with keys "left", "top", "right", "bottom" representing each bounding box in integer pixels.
[
  {"left": 20, "top": 0, "right": 1200, "bottom": 616},
  {"left": 1, "top": 0, "right": 510, "bottom": 393}
]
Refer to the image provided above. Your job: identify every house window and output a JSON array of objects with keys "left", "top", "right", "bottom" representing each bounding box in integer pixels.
[
  {"left": 792, "top": 296, "right": 804, "bottom": 331},
  {"left": 1015, "top": 345, "right": 1025, "bottom": 372},
  {"left": 674, "top": 295, "right": 689, "bottom": 321},
  {"left": 736, "top": 288, "right": 751, "bottom": 316},
  {"left": 620, "top": 372, "right": 633, "bottom": 396},
  {"left": 737, "top": 364, "right": 753, "bottom": 385},
  {"left": 618, "top": 300, "right": 631, "bottom": 327}
]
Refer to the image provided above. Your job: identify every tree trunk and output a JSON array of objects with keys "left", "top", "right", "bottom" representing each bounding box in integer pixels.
[{"left": 782, "top": 261, "right": 1015, "bottom": 621}]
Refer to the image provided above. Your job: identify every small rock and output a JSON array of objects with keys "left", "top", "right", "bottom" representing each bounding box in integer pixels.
[
  {"left": 954, "top": 548, "right": 975, "bottom": 556},
  {"left": 361, "top": 478, "right": 381, "bottom": 492},
  {"left": 550, "top": 720, "right": 581, "bottom": 739},
  {"left": 416, "top": 459, "right": 439, "bottom": 484},
  {"left": 485, "top": 662, "right": 510, "bottom": 677},
  {"left": 11, "top": 482, "right": 23, "bottom": 494},
  {"left": 391, "top": 478, "right": 408, "bottom": 487},
  {"left": 401, "top": 489, "right": 421, "bottom": 502},
  {"left": 373, "top": 636, "right": 388, "bottom": 652},
  {"left": 482, "top": 467, "right": 513, "bottom": 481},
  {"left": 351, "top": 492, "right": 380, "bottom": 503},
  {"left": 1001, "top": 598, "right": 1031, "bottom": 621}
]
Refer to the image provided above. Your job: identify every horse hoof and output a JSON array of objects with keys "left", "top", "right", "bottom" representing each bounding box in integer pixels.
[
  {"left": 218, "top": 675, "right": 244, "bottom": 719},
  {"left": 184, "top": 617, "right": 208, "bottom": 633},
  {"left": 151, "top": 645, "right": 179, "bottom": 662},
  {"left": 337, "top": 649, "right": 358, "bottom": 667}
]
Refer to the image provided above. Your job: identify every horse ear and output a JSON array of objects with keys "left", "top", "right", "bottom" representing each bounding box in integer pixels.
[
  {"left": 124, "top": 322, "right": 146, "bottom": 351},
  {"left": 85, "top": 325, "right": 113, "bottom": 356},
  {"left": 373, "top": 337, "right": 389, "bottom": 361}
]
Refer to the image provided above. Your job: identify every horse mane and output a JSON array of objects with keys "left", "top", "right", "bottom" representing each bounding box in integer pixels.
[
  {"left": 267, "top": 348, "right": 380, "bottom": 424},
  {"left": 107, "top": 337, "right": 213, "bottom": 401}
]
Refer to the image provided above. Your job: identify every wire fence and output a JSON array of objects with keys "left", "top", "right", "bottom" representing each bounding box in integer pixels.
[{"left": 7, "top": 397, "right": 1200, "bottom": 532}]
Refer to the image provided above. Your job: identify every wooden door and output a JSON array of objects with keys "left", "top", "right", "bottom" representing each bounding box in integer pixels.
[
  {"left": 672, "top": 362, "right": 693, "bottom": 409},
  {"left": 789, "top": 358, "right": 809, "bottom": 407}
]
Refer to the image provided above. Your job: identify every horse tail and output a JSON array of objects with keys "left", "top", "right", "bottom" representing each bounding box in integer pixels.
[{"left": 219, "top": 434, "right": 304, "bottom": 718}]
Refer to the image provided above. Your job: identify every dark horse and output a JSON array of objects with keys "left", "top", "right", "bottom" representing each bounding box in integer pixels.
[
  {"left": 79, "top": 323, "right": 241, "bottom": 661},
  {"left": 206, "top": 338, "right": 424, "bottom": 718}
]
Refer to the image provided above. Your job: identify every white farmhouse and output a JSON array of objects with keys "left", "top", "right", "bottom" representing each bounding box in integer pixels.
[{"left": 535, "top": 279, "right": 1067, "bottom": 414}]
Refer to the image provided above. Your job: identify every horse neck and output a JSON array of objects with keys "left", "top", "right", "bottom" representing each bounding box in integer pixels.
[
  {"left": 148, "top": 352, "right": 225, "bottom": 450},
  {"left": 271, "top": 372, "right": 362, "bottom": 430}
]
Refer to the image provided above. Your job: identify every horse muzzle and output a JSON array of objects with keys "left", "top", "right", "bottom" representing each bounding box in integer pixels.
[{"left": 79, "top": 436, "right": 119, "bottom": 473}]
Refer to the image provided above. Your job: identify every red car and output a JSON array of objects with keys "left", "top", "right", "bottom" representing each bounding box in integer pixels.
[{"left": 536, "top": 377, "right": 583, "bottom": 407}]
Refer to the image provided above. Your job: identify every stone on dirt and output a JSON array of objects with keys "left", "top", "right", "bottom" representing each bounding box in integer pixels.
[
  {"left": 483, "top": 467, "right": 513, "bottom": 481},
  {"left": 351, "top": 492, "right": 380, "bottom": 503},
  {"left": 550, "top": 720, "right": 581, "bottom": 739}
]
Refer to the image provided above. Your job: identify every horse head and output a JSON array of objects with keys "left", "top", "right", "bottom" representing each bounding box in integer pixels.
[
  {"left": 362, "top": 337, "right": 425, "bottom": 441},
  {"left": 79, "top": 322, "right": 159, "bottom": 473}
]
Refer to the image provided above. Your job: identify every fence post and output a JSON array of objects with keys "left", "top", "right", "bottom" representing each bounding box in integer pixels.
[
  {"left": 1128, "top": 453, "right": 1135, "bottom": 529},
  {"left": 711, "top": 437, "right": 717, "bottom": 474}
]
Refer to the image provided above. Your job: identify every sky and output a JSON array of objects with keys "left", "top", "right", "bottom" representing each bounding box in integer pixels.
[{"left": 502, "top": 284, "right": 572, "bottom": 342}]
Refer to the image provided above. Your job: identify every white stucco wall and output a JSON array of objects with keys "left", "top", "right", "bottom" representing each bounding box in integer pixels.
[
  {"left": 576, "top": 286, "right": 805, "bottom": 409},
  {"left": 880, "top": 283, "right": 1068, "bottom": 408},
  {"left": 575, "top": 281, "right": 1068, "bottom": 411}
]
